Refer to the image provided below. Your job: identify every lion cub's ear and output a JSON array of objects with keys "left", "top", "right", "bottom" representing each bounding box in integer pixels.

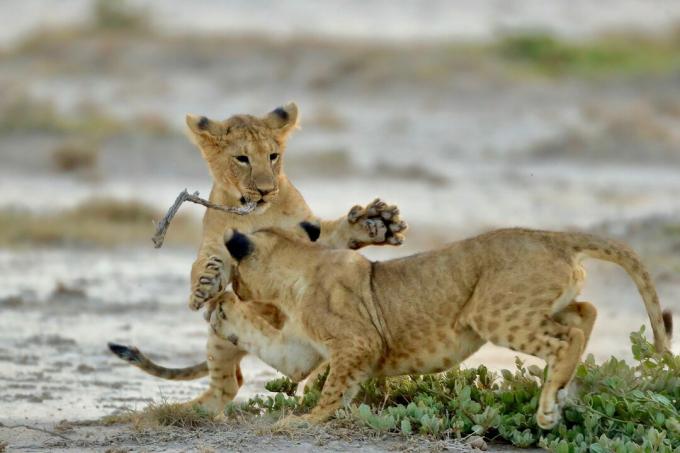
[
  {"left": 224, "top": 229, "right": 254, "bottom": 261},
  {"left": 185, "top": 114, "right": 222, "bottom": 138},
  {"left": 264, "top": 102, "right": 299, "bottom": 142},
  {"left": 300, "top": 220, "right": 321, "bottom": 242}
]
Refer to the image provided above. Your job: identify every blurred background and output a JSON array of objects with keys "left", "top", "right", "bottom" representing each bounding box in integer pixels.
[{"left": 1, "top": 0, "right": 679, "bottom": 423}]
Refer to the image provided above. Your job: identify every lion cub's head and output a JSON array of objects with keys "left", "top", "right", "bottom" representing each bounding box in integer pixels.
[
  {"left": 185, "top": 103, "right": 299, "bottom": 210},
  {"left": 222, "top": 223, "right": 321, "bottom": 301}
]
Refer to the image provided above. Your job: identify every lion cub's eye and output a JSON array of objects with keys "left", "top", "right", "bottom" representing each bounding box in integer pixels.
[
  {"left": 269, "top": 153, "right": 279, "bottom": 161},
  {"left": 235, "top": 155, "right": 250, "bottom": 164}
]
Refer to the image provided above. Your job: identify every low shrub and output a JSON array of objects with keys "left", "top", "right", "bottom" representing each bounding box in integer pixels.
[
  {"left": 233, "top": 328, "right": 678, "bottom": 452},
  {"left": 51, "top": 142, "right": 99, "bottom": 172}
]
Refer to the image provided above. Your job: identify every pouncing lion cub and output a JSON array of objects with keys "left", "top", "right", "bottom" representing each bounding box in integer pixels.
[{"left": 209, "top": 225, "right": 673, "bottom": 430}]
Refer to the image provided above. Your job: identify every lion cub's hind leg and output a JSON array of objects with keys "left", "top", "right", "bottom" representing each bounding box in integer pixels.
[
  {"left": 187, "top": 333, "right": 245, "bottom": 414},
  {"left": 531, "top": 321, "right": 584, "bottom": 430},
  {"left": 553, "top": 301, "right": 597, "bottom": 355},
  {"left": 467, "top": 280, "right": 586, "bottom": 430}
]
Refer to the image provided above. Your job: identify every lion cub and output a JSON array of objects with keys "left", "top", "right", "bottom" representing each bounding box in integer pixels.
[{"left": 209, "top": 225, "right": 673, "bottom": 430}]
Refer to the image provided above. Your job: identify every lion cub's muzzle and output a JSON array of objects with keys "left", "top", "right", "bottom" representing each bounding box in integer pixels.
[
  {"left": 240, "top": 188, "right": 279, "bottom": 207},
  {"left": 209, "top": 303, "right": 238, "bottom": 346}
]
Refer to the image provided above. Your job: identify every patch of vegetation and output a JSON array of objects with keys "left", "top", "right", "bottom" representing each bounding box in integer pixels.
[
  {"left": 0, "top": 94, "right": 123, "bottom": 138},
  {"left": 102, "top": 403, "right": 216, "bottom": 430},
  {"left": 0, "top": 93, "right": 176, "bottom": 140},
  {"left": 264, "top": 376, "right": 299, "bottom": 397},
  {"left": 0, "top": 198, "right": 198, "bottom": 247},
  {"left": 91, "top": 0, "right": 150, "bottom": 32},
  {"left": 231, "top": 328, "right": 678, "bottom": 452},
  {"left": 51, "top": 141, "right": 100, "bottom": 172},
  {"left": 497, "top": 31, "right": 680, "bottom": 77}
]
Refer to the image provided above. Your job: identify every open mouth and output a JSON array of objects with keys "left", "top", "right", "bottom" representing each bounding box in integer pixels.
[{"left": 240, "top": 196, "right": 267, "bottom": 206}]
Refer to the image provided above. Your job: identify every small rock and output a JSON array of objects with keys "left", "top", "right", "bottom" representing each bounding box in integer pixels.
[
  {"left": 77, "top": 364, "right": 96, "bottom": 374},
  {"left": 466, "top": 435, "right": 487, "bottom": 450}
]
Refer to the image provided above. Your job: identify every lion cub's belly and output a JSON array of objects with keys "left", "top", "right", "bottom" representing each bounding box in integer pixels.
[
  {"left": 254, "top": 336, "right": 322, "bottom": 382},
  {"left": 379, "top": 325, "right": 484, "bottom": 376}
]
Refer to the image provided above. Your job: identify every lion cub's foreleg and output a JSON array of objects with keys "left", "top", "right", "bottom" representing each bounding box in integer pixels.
[{"left": 302, "top": 345, "right": 379, "bottom": 424}]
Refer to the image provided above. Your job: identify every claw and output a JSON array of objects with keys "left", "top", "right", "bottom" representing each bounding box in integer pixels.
[
  {"left": 348, "top": 205, "right": 363, "bottom": 224},
  {"left": 387, "top": 235, "right": 403, "bottom": 245},
  {"left": 380, "top": 212, "right": 392, "bottom": 220},
  {"left": 390, "top": 221, "right": 407, "bottom": 232},
  {"left": 382, "top": 206, "right": 399, "bottom": 219}
]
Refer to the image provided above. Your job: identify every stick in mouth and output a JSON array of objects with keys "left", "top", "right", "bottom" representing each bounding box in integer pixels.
[{"left": 151, "top": 189, "right": 257, "bottom": 248}]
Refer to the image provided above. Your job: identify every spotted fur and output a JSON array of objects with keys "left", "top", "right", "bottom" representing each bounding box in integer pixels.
[{"left": 211, "top": 227, "right": 673, "bottom": 429}]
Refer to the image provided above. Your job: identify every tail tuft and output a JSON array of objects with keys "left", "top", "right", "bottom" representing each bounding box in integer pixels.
[
  {"left": 108, "top": 342, "right": 143, "bottom": 364},
  {"left": 662, "top": 310, "right": 673, "bottom": 339}
]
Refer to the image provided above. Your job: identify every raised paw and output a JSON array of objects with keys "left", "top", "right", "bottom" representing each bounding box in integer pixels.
[
  {"left": 190, "top": 256, "right": 228, "bottom": 311},
  {"left": 346, "top": 198, "right": 408, "bottom": 249}
]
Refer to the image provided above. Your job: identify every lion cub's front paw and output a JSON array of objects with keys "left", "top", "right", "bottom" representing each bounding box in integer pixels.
[
  {"left": 347, "top": 198, "right": 408, "bottom": 249},
  {"left": 190, "top": 256, "right": 227, "bottom": 311}
]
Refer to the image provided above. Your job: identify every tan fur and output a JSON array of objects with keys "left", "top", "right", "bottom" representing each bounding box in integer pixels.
[
  {"left": 110, "top": 103, "right": 407, "bottom": 413},
  {"left": 211, "top": 227, "right": 673, "bottom": 429}
]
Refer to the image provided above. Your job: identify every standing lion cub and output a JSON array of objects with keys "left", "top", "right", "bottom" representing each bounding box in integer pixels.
[{"left": 209, "top": 225, "right": 673, "bottom": 430}]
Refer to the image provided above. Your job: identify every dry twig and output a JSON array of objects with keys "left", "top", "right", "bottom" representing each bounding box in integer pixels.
[
  {"left": 152, "top": 189, "right": 256, "bottom": 248},
  {"left": 0, "top": 422, "right": 72, "bottom": 442}
]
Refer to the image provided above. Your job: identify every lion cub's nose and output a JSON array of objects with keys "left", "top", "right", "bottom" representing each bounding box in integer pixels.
[{"left": 258, "top": 188, "right": 273, "bottom": 196}]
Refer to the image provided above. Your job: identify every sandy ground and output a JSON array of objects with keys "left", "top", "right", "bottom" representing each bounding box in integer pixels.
[
  {"left": 0, "top": 420, "right": 548, "bottom": 452},
  {"left": 1, "top": 4, "right": 680, "bottom": 451}
]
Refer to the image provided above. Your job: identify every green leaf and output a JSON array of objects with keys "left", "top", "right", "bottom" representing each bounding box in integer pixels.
[{"left": 400, "top": 418, "right": 412, "bottom": 435}]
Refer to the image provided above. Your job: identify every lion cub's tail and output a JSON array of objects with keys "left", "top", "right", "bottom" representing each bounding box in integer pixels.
[
  {"left": 566, "top": 233, "right": 673, "bottom": 353},
  {"left": 108, "top": 343, "right": 208, "bottom": 380}
]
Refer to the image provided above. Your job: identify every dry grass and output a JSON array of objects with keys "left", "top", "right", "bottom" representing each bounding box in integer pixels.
[
  {"left": 51, "top": 142, "right": 99, "bottom": 172},
  {"left": 102, "top": 403, "right": 217, "bottom": 431},
  {"left": 0, "top": 93, "right": 123, "bottom": 138},
  {"left": 0, "top": 92, "right": 175, "bottom": 139},
  {"left": 306, "top": 107, "right": 348, "bottom": 132},
  {"left": 0, "top": 198, "right": 199, "bottom": 247}
]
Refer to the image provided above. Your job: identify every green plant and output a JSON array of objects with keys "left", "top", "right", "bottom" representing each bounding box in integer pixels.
[
  {"left": 264, "top": 377, "right": 298, "bottom": 397},
  {"left": 498, "top": 32, "right": 680, "bottom": 77},
  {"left": 244, "top": 327, "right": 678, "bottom": 451},
  {"left": 91, "top": 0, "right": 149, "bottom": 32}
]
